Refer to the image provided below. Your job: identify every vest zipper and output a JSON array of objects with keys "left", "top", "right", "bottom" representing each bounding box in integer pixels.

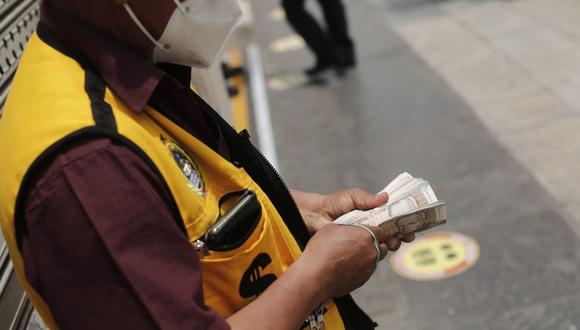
[
  {"left": 237, "top": 129, "right": 308, "bottom": 249},
  {"left": 315, "top": 305, "right": 327, "bottom": 329},
  {"left": 236, "top": 130, "right": 378, "bottom": 329}
]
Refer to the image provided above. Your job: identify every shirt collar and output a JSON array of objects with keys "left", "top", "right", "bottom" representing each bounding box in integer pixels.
[{"left": 39, "top": 1, "right": 165, "bottom": 113}]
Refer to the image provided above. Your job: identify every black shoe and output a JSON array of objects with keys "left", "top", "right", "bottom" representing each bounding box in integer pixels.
[
  {"left": 336, "top": 46, "right": 356, "bottom": 70},
  {"left": 227, "top": 85, "right": 239, "bottom": 97},
  {"left": 304, "top": 59, "right": 335, "bottom": 77},
  {"left": 222, "top": 63, "right": 245, "bottom": 79}
]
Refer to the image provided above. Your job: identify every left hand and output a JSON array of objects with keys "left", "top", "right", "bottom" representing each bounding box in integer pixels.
[
  {"left": 290, "top": 188, "right": 415, "bottom": 250},
  {"left": 291, "top": 188, "right": 387, "bottom": 233}
]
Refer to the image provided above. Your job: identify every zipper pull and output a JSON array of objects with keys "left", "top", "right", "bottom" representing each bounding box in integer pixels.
[
  {"left": 315, "top": 306, "right": 326, "bottom": 330},
  {"left": 307, "top": 314, "right": 318, "bottom": 329},
  {"left": 306, "top": 305, "right": 326, "bottom": 329},
  {"left": 193, "top": 239, "right": 209, "bottom": 256}
]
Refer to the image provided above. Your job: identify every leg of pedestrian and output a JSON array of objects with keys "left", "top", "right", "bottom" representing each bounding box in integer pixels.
[
  {"left": 317, "top": 0, "right": 356, "bottom": 69},
  {"left": 281, "top": 0, "right": 336, "bottom": 76}
]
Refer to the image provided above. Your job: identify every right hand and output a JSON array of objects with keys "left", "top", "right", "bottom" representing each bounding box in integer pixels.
[
  {"left": 227, "top": 223, "right": 413, "bottom": 329},
  {"left": 299, "top": 223, "right": 390, "bottom": 298}
]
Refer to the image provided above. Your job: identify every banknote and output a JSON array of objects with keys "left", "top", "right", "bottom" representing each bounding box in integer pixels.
[{"left": 334, "top": 173, "right": 447, "bottom": 237}]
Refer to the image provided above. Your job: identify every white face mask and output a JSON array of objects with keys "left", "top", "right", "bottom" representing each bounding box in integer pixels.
[{"left": 124, "top": 0, "right": 242, "bottom": 67}]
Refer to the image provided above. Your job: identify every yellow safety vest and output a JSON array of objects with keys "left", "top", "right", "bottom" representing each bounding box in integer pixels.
[{"left": 0, "top": 25, "right": 374, "bottom": 330}]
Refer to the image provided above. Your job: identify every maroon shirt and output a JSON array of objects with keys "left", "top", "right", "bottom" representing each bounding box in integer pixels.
[{"left": 19, "top": 2, "right": 231, "bottom": 329}]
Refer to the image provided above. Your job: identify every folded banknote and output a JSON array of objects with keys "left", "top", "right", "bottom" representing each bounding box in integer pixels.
[{"left": 334, "top": 173, "right": 447, "bottom": 237}]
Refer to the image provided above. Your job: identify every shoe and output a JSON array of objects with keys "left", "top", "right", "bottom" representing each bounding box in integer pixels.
[
  {"left": 336, "top": 46, "right": 356, "bottom": 70},
  {"left": 222, "top": 63, "right": 245, "bottom": 79},
  {"left": 227, "top": 85, "right": 239, "bottom": 97},
  {"left": 304, "top": 59, "right": 335, "bottom": 77}
]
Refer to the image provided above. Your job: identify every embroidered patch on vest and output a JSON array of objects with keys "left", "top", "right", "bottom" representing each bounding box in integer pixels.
[{"left": 161, "top": 135, "right": 205, "bottom": 196}]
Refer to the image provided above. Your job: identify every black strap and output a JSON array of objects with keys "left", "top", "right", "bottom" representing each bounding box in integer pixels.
[
  {"left": 14, "top": 37, "right": 187, "bottom": 246},
  {"left": 84, "top": 70, "right": 117, "bottom": 132},
  {"left": 36, "top": 24, "right": 93, "bottom": 70}
]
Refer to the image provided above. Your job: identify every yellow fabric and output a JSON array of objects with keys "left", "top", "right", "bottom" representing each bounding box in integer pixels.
[{"left": 0, "top": 33, "right": 345, "bottom": 329}]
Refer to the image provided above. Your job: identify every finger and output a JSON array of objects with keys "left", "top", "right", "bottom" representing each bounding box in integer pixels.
[
  {"left": 401, "top": 233, "right": 416, "bottom": 243},
  {"left": 378, "top": 243, "right": 389, "bottom": 260},
  {"left": 367, "top": 225, "right": 386, "bottom": 244},
  {"left": 386, "top": 236, "right": 401, "bottom": 251},
  {"left": 349, "top": 189, "right": 389, "bottom": 211}
]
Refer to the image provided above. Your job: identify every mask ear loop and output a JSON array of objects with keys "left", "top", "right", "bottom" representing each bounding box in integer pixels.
[
  {"left": 123, "top": 4, "right": 170, "bottom": 51},
  {"left": 172, "top": 0, "right": 190, "bottom": 14}
]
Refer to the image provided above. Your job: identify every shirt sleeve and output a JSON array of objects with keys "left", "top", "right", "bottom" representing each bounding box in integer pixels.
[{"left": 20, "top": 137, "right": 230, "bottom": 330}]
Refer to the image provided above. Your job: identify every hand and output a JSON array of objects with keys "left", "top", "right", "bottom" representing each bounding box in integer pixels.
[
  {"left": 299, "top": 223, "right": 390, "bottom": 298},
  {"left": 227, "top": 204, "right": 415, "bottom": 330},
  {"left": 291, "top": 188, "right": 388, "bottom": 234},
  {"left": 227, "top": 222, "right": 391, "bottom": 329}
]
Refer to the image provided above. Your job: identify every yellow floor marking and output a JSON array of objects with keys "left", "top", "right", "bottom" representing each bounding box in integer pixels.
[
  {"left": 269, "top": 7, "right": 286, "bottom": 22},
  {"left": 267, "top": 72, "right": 307, "bottom": 91},
  {"left": 270, "top": 35, "right": 305, "bottom": 54},
  {"left": 229, "top": 48, "right": 251, "bottom": 132},
  {"left": 390, "top": 231, "right": 480, "bottom": 281}
]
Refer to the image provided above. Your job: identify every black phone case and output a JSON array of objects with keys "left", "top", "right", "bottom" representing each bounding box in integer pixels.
[{"left": 204, "top": 190, "right": 262, "bottom": 251}]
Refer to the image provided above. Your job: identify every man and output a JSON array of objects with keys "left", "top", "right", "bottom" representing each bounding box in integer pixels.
[
  {"left": 0, "top": 0, "right": 412, "bottom": 329},
  {"left": 282, "top": 0, "right": 356, "bottom": 76}
]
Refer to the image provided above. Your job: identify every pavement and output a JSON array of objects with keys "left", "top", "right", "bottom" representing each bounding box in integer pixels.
[
  {"left": 250, "top": 0, "right": 580, "bottom": 328},
  {"left": 390, "top": 0, "right": 580, "bottom": 239}
]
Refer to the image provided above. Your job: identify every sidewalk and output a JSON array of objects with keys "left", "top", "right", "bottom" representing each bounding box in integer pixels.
[
  {"left": 250, "top": 0, "right": 580, "bottom": 328},
  {"left": 393, "top": 0, "right": 580, "bottom": 238}
]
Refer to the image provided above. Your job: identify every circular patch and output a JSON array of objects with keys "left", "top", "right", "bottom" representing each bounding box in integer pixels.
[
  {"left": 163, "top": 138, "right": 205, "bottom": 196},
  {"left": 389, "top": 231, "right": 479, "bottom": 281}
]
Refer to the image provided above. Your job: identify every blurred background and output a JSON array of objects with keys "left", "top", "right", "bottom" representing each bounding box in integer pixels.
[
  {"left": 257, "top": 0, "right": 580, "bottom": 328},
  {"left": 1, "top": 0, "right": 580, "bottom": 329}
]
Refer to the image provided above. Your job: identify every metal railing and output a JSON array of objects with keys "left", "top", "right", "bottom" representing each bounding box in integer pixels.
[
  {"left": 0, "top": 1, "right": 46, "bottom": 329},
  {"left": 0, "top": 0, "right": 39, "bottom": 115}
]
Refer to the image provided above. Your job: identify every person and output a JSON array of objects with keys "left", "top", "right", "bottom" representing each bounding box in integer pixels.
[
  {"left": 0, "top": 0, "right": 413, "bottom": 329},
  {"left": 282, "top": 0, "right": 356, "bottom": 76}
]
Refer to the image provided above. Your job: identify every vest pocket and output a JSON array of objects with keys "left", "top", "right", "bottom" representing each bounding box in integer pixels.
[
  {"left": 198, "top": 188, "right": 297, "bottom": 317},
  {"left": 202, "top": 190, "right": 262, "bottom": 252},
  {"left": 195, "top": 186, "right": 276, "bottom": 259}
]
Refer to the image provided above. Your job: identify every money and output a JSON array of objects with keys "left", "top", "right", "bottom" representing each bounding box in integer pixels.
[{"left": 334, "top": 173, "right": 447, "bottom": 237}]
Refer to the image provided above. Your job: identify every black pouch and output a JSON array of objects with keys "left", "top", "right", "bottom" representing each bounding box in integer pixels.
[{"left": 204, "top": 190, "right": 262, "bottom": 251}]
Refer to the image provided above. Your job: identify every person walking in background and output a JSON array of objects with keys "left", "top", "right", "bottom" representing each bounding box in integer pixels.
[{"left": 282, "top": 0, "right": 356, "bottom": 76}]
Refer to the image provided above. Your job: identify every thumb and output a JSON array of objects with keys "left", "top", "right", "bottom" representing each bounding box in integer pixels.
[{"left": 351, "top": 190, "right": 389, "bottom": 211}]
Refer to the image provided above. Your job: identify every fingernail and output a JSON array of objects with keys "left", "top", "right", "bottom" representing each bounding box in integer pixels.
[
  {"left": 377, "top": 192, "right": 388, "bottom": 201},
  {"left": 393, "top": 240, "right": 401, "bottom": 251}
]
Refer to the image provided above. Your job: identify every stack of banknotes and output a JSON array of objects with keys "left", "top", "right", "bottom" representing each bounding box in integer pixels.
[{"left": 334, "top": 173, "right": 447, "bottom": 237}]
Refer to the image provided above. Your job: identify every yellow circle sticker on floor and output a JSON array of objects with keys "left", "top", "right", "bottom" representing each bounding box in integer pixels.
[{"left": 390, "top": 231, "right": 479, "bottom": 281}]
